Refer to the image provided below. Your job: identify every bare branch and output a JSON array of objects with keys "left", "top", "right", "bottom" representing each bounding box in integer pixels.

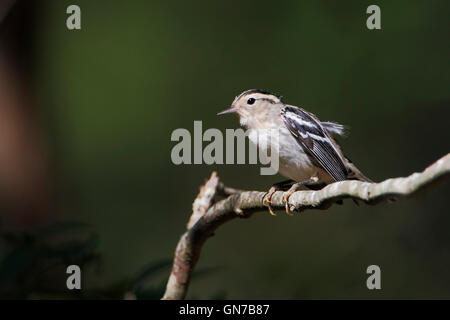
[
  {"left": 187, "top": 171, "right": 220, "bottom": 229},
  {"left": 162, "top": 153, "right": 450, "bottom": 300}
]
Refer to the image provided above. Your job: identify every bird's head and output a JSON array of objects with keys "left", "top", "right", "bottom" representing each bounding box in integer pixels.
[{"left": 217, "top": 89, "right": 283, "bottom": 128}]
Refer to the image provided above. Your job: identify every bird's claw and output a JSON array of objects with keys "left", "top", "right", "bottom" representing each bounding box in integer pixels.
[
  {"left": 263, "top": 191, "right": 277, "bottom": 216},
  {"left": 282, "top": 192, "right": 295, "bottom": 216}
]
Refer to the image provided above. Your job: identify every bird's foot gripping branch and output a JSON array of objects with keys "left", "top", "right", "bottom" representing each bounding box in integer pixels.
[{"left": 162, "top": 153, "right": 450, "bottom": 300}]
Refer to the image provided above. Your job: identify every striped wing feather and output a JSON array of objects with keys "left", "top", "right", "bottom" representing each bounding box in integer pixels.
[{"left": 281, "top": 106, "right": 348, "bottom": 181}]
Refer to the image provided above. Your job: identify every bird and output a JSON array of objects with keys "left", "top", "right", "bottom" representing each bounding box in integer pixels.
[{"left": 217, "top": 89, "right": 372, "bottom": 215}]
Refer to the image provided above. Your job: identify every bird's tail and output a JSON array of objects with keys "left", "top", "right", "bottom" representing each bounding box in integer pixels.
[
  {"left": 344, "top": 157, "right": 378, "bottom": 206},
  {"left": 344, "top": 157, "right": 373, "bottom": 183},
  {"left": 345, "top": 157, "right": 397, "bottom": 204}
]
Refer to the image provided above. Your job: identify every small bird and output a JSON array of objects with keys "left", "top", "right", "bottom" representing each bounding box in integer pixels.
[{"left": 218, "top": 89, "right": 372, "bottom": 215}]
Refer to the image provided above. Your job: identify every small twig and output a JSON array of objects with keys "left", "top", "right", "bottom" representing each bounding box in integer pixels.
[
  {"left": 162, "top": 153, "right": 450, "bottom": 300},
  {"left": 216, "top": 183, "right": 244, "bottom": 197}
]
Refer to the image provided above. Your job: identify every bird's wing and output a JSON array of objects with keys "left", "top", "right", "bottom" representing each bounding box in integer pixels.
[{"left": 281, "top": 106, "right": 348, "bottom": 181}]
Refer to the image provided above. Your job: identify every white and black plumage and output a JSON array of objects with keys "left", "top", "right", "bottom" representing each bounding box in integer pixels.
[{"left": 218, "top": 89, "right": 371, "bottom": 215}]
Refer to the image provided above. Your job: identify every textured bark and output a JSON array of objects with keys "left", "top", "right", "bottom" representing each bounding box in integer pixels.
[{"left": 162, "top": 153, "right": 450, "bottom": 300}]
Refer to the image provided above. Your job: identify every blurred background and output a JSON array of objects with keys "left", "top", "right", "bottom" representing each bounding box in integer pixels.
[{"left": 0, "top": 0, "right": 449, "bottom": 299}]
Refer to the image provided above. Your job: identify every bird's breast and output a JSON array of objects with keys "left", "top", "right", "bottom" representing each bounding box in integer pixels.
[{"left": 248, "top": 127, "right": 330, "bottom": 182}]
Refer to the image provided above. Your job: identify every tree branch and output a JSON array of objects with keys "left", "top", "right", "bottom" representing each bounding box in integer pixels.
[{"left": 161, "top": 153, "right": 450, "bottom": 300}]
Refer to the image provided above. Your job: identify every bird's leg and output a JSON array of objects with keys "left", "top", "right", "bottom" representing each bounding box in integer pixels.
[
  {"left": 263, "top": 180, "right": 294, "bottom": 216},
  {"left": 282, "top": 177, "right": 319, "bottom": 215}
]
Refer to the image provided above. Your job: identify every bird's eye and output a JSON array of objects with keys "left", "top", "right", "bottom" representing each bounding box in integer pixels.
[{"left": 247, "top": 98, "right": 255, "bottom": 105}]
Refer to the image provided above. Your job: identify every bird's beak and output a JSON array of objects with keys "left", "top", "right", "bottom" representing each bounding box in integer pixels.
[{"left": 217, "top": 106, "right": 237, "bottom": 116}]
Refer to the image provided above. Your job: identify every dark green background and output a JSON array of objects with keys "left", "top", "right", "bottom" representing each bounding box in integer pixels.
[{"left": 9, "top": 0, "right": 450, "bottom": 298}]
